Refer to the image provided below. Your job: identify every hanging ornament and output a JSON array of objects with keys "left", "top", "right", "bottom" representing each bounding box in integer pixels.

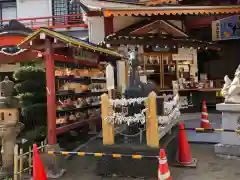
[
  {"left": 104, "top": 108, "right": 147, "bottom": 125},
  {"left": 109, "top": 97, "right": 147, "bottom": 107},
  {"left": 0, "top": 47, "right": 27, "bottom": 56}
]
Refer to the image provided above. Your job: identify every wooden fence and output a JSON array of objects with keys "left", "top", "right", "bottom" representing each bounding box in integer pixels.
[
  {"left": 101, "top": 91, "right": 159, "bottom": 148},
  {"left": 13, "top": 140, "right": 46, "bottom": 180}
]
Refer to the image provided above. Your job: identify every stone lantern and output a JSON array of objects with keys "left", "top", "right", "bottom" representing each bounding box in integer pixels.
[{"left": 0, "top": 76, "right": 24, "bottom": 177}]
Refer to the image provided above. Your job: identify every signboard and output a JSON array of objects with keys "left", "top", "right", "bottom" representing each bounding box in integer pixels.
[
  {"left": 73, "top": 48, "right": 99, "bottom": 63},
  {"left": 212, "top": 15, "right": 240, "bottom": 41}
]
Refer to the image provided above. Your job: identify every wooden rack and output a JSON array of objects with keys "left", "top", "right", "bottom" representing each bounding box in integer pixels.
[
  {"left": 54, "top": 60, "right": 107, "bottom": 135},
  {"left": 139, "top": 52, "right": 193, "bottom": 89}
]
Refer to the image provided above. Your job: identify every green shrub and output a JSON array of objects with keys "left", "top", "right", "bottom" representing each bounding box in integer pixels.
[{"left": 13, "top": 66, "right": 47, "bottom": 141}]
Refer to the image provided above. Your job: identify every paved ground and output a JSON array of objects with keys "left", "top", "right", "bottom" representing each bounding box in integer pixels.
[
  {"left": 59, "top": 140, "right": 240, "bottom": 180},
  {"left": 58, "top": 113, "right": 240, "bottom": 180},
  {"left": 180, "top": 113, "right": 222, "bottom": 143}
]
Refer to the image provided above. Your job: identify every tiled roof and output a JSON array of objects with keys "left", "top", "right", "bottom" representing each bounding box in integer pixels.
[
  {"left": 106, "top": 19, "right": 188, "bottom": 37},
  {"left": 18, "top": 28, "right": 123, "bottom": 57},
  {"left": 103, "top": 5, "right": 240, "bottom": 16},
  {"left": 78, "top": 0, "right": 240, "bottom": 16},
  {"left": 79, "top": 0, "right": 143, "bottom": 11},
  {"left": 103, "top": 19, "right": 219, "bottom": 50}
]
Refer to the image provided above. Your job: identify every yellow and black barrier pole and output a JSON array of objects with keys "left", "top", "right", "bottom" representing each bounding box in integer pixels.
[
  {"left": 183, "top": 127, "right": 240, "bottom": 134},
  {"left": 48, "top": 151, "right": 158, "bottom": 159}
]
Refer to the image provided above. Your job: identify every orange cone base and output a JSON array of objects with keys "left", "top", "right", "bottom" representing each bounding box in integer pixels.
[{"left": 173, "top": 158, "right": 198, "bottom": 168}]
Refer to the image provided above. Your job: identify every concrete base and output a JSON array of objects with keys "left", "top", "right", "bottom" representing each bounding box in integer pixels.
[
  {"left": 42, "top": 144, "right": 66, "bottom": 179},
  {"left": 95, "top": 125, "right": 179, "bottom": 178},
  {"left": 214, "top": 143, "right": 240, "bottom": 157},
  {"left": 0, "top": 168, "right": 11, "bottom": 179},
  {"left": 215, "top": 103, "right": 240, "bottom": 157},
  {"left": 96, "top": 145, "right": 159, "bottom": 178},
  {"left": 216, "top": 103, "right": 240, "bottom": 112}
]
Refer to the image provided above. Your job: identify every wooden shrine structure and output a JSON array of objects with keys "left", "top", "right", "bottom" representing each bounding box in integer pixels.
[{"left": 0, "top": 27, "right": 122, "bottom": 146}]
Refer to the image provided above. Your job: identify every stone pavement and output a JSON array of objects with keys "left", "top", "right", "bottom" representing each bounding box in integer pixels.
[
  {"left": 58, "top": 113, "right": 240, "bottom": 180},
  {"left": 180, "top": 113, "right": 222, "bottom": 143},
  {"left": 58, "top": 141, "right": 240, "bottom": 180}
]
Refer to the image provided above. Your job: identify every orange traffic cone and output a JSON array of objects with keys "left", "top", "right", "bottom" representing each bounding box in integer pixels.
[
  {"left": 33, "top": 144, "right": 47, "bottom": 180},
  {"left": 200, "top": 100, "right": 211, "bottom": 129},
  {"left": 175, "top": 123, "right": 198, "bottom": 167},
  {"left": 158, "top": 149, "right": 172, "bottom": 180}
]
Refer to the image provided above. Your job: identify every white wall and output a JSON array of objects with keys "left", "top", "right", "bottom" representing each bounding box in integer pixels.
[
  {"left": 2, "top": 7, "right": 17, "bottom": 20},
  {"left": 16, "top": 0, "right": 52, "bottom": 18},
  {"left": 88, "top": 16, "right": 105, "bottom": 44},
  {"left": 1, "top": 2, "right": 17, "bottom": 24}
]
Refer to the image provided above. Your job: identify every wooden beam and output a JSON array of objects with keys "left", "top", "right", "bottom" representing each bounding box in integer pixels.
[
  {"left": 146, "top": 91, "right": 159, "bottom": 148},
  {"left": 145, "top": 0, "right": 177, "bottom": 6},
  {"left": 101, "top": 93, "right": 115, "bottom": 145},
  {"left": 45, "top": 38, "right": 57, "bottom": 145},
  {"left": 131, "top": 20, "right": 161, "bottom": 35},
  {"left": 104, "top": 17, "right": 114, "bottom": 36},
  {"left": 105, "top": 38, "right": 219, "bottom": 49}
]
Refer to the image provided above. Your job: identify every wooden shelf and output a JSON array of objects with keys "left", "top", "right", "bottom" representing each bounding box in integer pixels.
[
  {"left": 56, "top": 76, "right": 91, "bottom": 84},
  {"left": 56, "top": 117, "right": 99, "bottom": 135},
  {"left": 140, "top": 64, "right": 160, "bottom": 66},
  {"left": 54, "top": 59, "right": 106, "bottom": 136},
  {"left": 55, "top": 76, "right": 106, "bottom": 84},
  {"left": 164, "top": 72, "right": 176, "bottom": 75},
  {"left": 158, "top": 88, "right": 220, "bottom": 92},
  {"left": 55, "top": 57, "right": 98, "bottom": 67},
  {"left": 56, "top": 104, "right": 100, "bottom": 114},
  {"left": 198, "top": 88, "right": 221, "bottom": 92},
  {"left": 56, "top": 90, "right": 107, "bottom": 97}
]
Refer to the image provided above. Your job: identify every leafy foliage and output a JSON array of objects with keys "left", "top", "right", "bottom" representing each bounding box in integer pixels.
[
  {"left": 14, "top": 80, "right": 45, "bottom": 93},
  {"left": 13, "top": 66, "right": 45, "bottom": 82},
  {"left": 13, "top": 66, "right": 47, "bottom": 140}
]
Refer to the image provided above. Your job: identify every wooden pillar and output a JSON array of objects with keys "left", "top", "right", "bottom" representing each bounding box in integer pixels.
[
  {"left": 101, "top": 93, "right": 114, "bottom": 145},
  {"left": 146, "top": 92, "right": 159, "bottom": 148},
  {"left": 104, "top": 17, "right": 114, "bottom": 36},
  {"left": 45, "top": 38, "right": 57, "bottom": 145}
]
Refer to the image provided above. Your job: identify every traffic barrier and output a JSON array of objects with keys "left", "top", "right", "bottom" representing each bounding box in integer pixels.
[
  {"left": 13, "top": 140, "right": 46, "bottom": 180},
  {"left": 48, "top": 151, "right": 158, "bottom": 159},
  {"left": 175, "top": 123, "right": 198, "bottom": 167},
  {"left": 183, "top": 127, "right": 240, "bottom": 133},
  {"left": 33, "top": 144, "right": 47, "bottom": 180},
  {"left": 158, "top": 149, "right": 172, "bottom": 180}
]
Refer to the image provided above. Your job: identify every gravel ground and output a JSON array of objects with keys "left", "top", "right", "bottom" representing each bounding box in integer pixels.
[{"left": 58, "top": 140, "right": 240, "bottom": 180}]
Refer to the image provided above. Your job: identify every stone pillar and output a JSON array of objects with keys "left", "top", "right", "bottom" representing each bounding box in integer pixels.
[
  {"left": 0, "top": 124, "right": 22, "bottom": 178},
  {"left": 2, "top": 128, "right": 16, "bottom": 171},
  {"left": 214, "top": 103, "right": 240, "bottom": 157}
]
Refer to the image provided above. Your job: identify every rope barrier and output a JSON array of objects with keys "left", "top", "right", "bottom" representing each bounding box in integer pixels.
[
  {"left": 183, "top": 127, "right": 240, "bottom": 133},
  {"left": 47, "top": 151, "right": 158, "bottom": 159}
]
